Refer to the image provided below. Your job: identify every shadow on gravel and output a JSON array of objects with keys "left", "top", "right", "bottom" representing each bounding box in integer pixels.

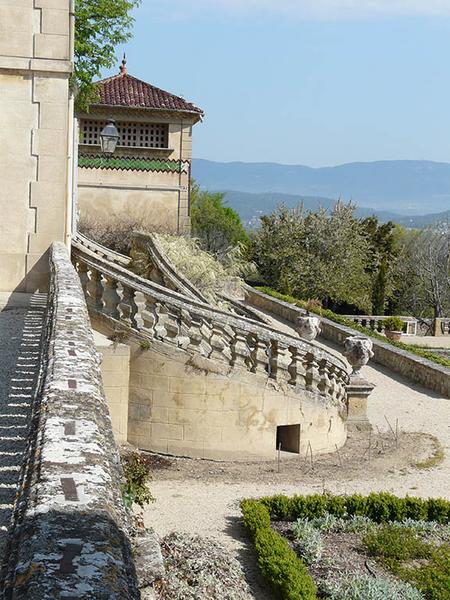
[{"left": 225, "top": 515, "right": 274, "bottom": 600}]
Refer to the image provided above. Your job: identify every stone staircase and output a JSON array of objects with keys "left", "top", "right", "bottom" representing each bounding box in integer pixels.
[{"left": 72, "top": 234, "right": 351, "bottom": 460}]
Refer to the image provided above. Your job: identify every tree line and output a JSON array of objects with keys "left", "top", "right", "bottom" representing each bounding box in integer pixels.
[{"left": 191, "top": 186, "right": 450, "bottom": 320}]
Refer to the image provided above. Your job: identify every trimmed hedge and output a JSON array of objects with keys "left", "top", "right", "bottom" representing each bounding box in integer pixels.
[
  {"left": 255, "top": 286, "right": 450, "bottom": 369},
  {"left": 240, "top": 499, "right": 317, "bottom": 599},
  {"left": 241, "top": 493, "right": 450, "bottom": 600}
]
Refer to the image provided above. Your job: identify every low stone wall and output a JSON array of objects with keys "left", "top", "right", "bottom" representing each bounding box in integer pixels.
[
  {"left": 245, "top": 287, "right": 450, "bottom": 399},
  {"left": 3, "top": 243, "right": 139, "bottom": 599}
]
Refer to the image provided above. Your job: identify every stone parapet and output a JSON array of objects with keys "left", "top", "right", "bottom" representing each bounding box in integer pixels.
[
  {"left": 2, "top": 242, "right": 139, "bottom": 599},
  {"left": 245, "top": 286, "right": 450, "bottom": 399}
]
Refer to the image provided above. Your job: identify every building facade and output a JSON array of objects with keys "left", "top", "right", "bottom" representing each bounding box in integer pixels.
[
  {"left": 77, "top": 59, "right": 203, "bottom": 235},
  {"left": 0, "top": 1, "right": 74, "bottom": 292}
]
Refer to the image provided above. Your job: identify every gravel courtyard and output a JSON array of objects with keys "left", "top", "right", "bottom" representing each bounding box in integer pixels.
[{"left": 143, "top": 350, "right": 450, "bottom": 599}]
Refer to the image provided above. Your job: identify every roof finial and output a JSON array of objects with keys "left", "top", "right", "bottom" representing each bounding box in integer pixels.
[{"left": 120, "top": 53, "right": 127, "bottom": 75}]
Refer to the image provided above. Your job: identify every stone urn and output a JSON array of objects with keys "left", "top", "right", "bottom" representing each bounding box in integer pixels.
[
  {"left": 344, "top": 335, "right": 374, "bottom": 375},
  {"left": 296, "top": 314, "right": 321, "bottom": 341}
]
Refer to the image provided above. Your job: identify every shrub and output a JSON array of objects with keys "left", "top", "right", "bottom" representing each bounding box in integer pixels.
[
  {"left": 383, "top": 316, "right": 405, "bottom": 332},
  {"left": 363, "top": 525, "right": 432, "bottom": 561},
  {"left": 292, "top": 520, "right": 324, "bottom": 564},
  {"left": 240, "top": 499, "right": 317, "bottom": 599},
  {"left": 255, "top": 286, "right": 450, "bottom": 369},
  {"left": 321, "top": 573, "right": 424, "bottom": 600},
  {"left": 254, "top": 527, "right": 317, "bottom": 600},
  {"left": 121, "top": 451, "right": 154, "bottom": 509},
  {"left": 155, "top": 234, "right": 256, "bottom": 308}
]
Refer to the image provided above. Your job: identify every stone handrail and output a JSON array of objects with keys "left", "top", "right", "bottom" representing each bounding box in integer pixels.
[
  {"left": 131, "top": 230, "right": 210, "bottom": 302},
  {"left": 129, "top": 231, "right": 267, "bottom": 323},
  {"left": 72, "top": 241, "right": 350, "bottom": 406},
  {"left": 3, "top": 242, "right": 139, "bottom": 599},
  {"left": 342, "top": 314, "right": 418, "bottom": 336},
  {"left": 75, "top": 231, "right": 131, "bottom": 267}
]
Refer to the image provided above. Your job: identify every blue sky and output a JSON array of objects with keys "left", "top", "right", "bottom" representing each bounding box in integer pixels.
[{"left": 104, "top": 1, "right": 450, "bottom": 167}]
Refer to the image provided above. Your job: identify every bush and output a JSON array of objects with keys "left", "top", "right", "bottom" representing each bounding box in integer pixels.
[
  {"left": 383, "top": 316, "right": 405, "bottom": 332},
  {"left": 363, "top": 526, "right": 432, "bottom": 561},
  {"left": 292, "top": 520, "right": 324, "bottom": 564},
  {"left": 242, "top": 493, "right": 450, "bottom": 600},
  {"left": 240, "top": 499, "right": 317, "bottom": 599},
  {"left": 78, "top": 213, "right": 155, "bottom": 256},
  {"left": 321, "top": 573, "right": 424, "bottom": 600},
  {"left": 257, "top": 493, "right": 450, "bottom": 525},
  {"left": 121, "top": 451, "right": 154, "bottom": 509},
  {"left": 255, "top": 286, "right": 450, "bottom": 369}
]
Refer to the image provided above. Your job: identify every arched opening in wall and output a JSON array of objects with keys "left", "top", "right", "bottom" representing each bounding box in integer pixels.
[{"left": 276, "top": 424, "right": 301, "bottom": 454}]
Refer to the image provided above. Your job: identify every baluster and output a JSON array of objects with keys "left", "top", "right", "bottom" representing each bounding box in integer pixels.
[
  {"left": 119, "top": 284, "right": 138, "bottom": 328},
  {"left": 141, "top": 294, "right": 157, "bottom": 336},
  {"left": 252, "top": 336, "right": 269, "bottom": 376},
  {"left": 231, "top": 329, "right": 250, "bottom": 369},
  {"left": 305, "top": 351, "right": 320, "bottom": 393},
  {"left": 317, "top": 358, "right": 332, "bottom": 396},
  {"left": 182, "top": 310, "right": 204, "bottom": 354},
  {"left": 277, "top": 343, "right": 292, "bottom": 383},
  {"left": 164, "top": 306, "right": 181, "bottom": 345},
  {"left": 86, "top": 267, "right": 104, "bottom": 311},
  {"left": 77, "top": 261, "right": 89, "bottom": 296},
  {"left": 209, "top": 323, "right": 232, "bottom": 363},
  {"left": 102, "top": 275, "right": 120, "bottom": 319},
  {"left": 288, "top": 346, "right": 307, "bottom": 387},
  {"left": 154, "top": 304, "right": 168, "bottom": 340}
]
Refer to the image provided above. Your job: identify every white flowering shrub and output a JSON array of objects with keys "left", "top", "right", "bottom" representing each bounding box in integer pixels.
[
  {"left": 308, "top": 513, "right": 376, "bottom": 534},
  {"left": 321, "top": 573, "right": 424, "bottom": 599},
  {"left": 292, "top": 519, "right": 323, "bottom": 564}
]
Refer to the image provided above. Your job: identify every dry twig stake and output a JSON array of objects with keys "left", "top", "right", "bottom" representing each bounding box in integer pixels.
[
  {"left": 395, "top": 418, "right": 399, "bottom": 448},
  {"left": 335, "top": 444, "right": 343, "bottom": 468},
  {"left": 385, "top": 415, "right": 396, "bottom": 437}
]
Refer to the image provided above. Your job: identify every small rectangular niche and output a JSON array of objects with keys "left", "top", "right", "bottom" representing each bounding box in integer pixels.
[{"left": 276, "top": 424, "right": 301, "bottom": 454}]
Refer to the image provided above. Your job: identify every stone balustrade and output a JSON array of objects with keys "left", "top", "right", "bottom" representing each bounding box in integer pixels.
[
  {"left": 71, "top": 241, "right": 350, "bottom": 408},
  {"left": 342, "top": 314, "right": 418, "bottom": 336}
]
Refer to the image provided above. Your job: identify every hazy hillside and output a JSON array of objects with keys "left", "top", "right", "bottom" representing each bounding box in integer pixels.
[
  {"left": 220, "top": 190, "right": 405, "bottom": 228},
  {"left": 193, "top": 159, "right": 450, "bottom": 214}
]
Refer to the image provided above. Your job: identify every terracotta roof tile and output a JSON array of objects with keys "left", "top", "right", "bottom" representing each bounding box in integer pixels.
[{"left": 94, "top": 72, "right": 203, "bottom": 116}]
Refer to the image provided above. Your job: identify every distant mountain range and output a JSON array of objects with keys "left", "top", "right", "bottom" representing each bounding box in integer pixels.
[
  {"left": 217, "top": 190, "right": 450, "bottom": 229},
  {"left": 192, "top": 159, "right": 450, "bottom": 225}
]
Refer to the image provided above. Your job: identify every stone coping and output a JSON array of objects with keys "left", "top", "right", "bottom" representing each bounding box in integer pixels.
[
  {"left": 245, "top": 286, "right": 450, "bottom": 399},
  {"left": 3, "top": 242, "right": 139, "bottom": 599}
]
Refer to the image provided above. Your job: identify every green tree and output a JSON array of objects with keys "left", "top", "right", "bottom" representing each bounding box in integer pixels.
[
  {"left": 191, "top": 182, "right": 249, "bottom": 256},
  {"left": 361, "top": 217, "right": 399, "bottom": 314},
  {"left": 252, "top": 201, "right": 372, "bottom": 311},
  {"left": 74, "top": 0, "right": 141, "bottom": 112}
]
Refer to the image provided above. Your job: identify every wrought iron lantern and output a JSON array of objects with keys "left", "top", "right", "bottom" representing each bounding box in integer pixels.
[{"left": 100, "top": 119, "right": 119, "bottom": 154}]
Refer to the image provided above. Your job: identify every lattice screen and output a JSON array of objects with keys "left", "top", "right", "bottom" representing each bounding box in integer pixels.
[{"left": 80, "top": 120, "right": 168, "bottom": 149}]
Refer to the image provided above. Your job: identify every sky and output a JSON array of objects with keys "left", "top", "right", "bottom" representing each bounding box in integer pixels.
[{"left": 103, "top": 0, "right": 450, "bottom": 167}]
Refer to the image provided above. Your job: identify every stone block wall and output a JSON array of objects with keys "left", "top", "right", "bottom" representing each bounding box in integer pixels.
[
  {"left": 0, "top": 0, "right": 73, "bottom": 292},
  {"left": 95, "top": 331, "right": 130, "bottom": 443},
  {"left": 127, "top": 338, "right": 346, "bottom": 461}
]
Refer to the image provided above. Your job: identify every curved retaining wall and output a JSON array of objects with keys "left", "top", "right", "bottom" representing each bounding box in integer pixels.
[
  {"left": 2, "top": 242, "right": 138, "bottom": 599},
  {"left": 245, "top": 286, "right": 450, "bottom": 399}
]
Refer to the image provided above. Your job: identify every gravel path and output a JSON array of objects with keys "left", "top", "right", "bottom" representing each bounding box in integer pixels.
[
  {"left": 143, "top": 312, "right": 450, "bottom": 599},
  {"left": 0, "top": 294, "right": 46, "bottom": 560}
]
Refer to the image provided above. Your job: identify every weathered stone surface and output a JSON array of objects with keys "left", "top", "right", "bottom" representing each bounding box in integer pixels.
[
  {"left": 296, "top": 314, "right": 321, "bottom": 341},
  {"left": 2, "top": 242, "right": 139, "bottom": 599},
  {"left": 134, "top": 531, "right": 165, "bottom": 587},
  {"left": 344, "top": 335, "right": 374, "bottom": 375}
]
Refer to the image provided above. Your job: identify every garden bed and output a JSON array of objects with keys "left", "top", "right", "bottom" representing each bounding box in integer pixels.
[{"left": 241, "top": 493, "right": 450, "bottom": 599}]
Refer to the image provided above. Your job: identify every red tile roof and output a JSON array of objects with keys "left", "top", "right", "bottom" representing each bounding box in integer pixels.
[{"left": 94, "top": 70, "right": 203, "bottom": 116}]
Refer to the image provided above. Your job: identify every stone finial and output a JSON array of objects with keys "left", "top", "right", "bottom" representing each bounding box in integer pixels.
[
  {"left": 344, "top": 335, "right": 374, "bottom": 375},
  {"left": 120, "top": 53, "right": 127, "bottom": 75},
  {"left": 296, "top": 314, "right": 321, "bottom": 341}
]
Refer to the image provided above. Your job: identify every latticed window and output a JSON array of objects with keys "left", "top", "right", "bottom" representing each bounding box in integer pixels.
[{"left": 80, "top": 120, "right": 169, "bottom": 149}]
